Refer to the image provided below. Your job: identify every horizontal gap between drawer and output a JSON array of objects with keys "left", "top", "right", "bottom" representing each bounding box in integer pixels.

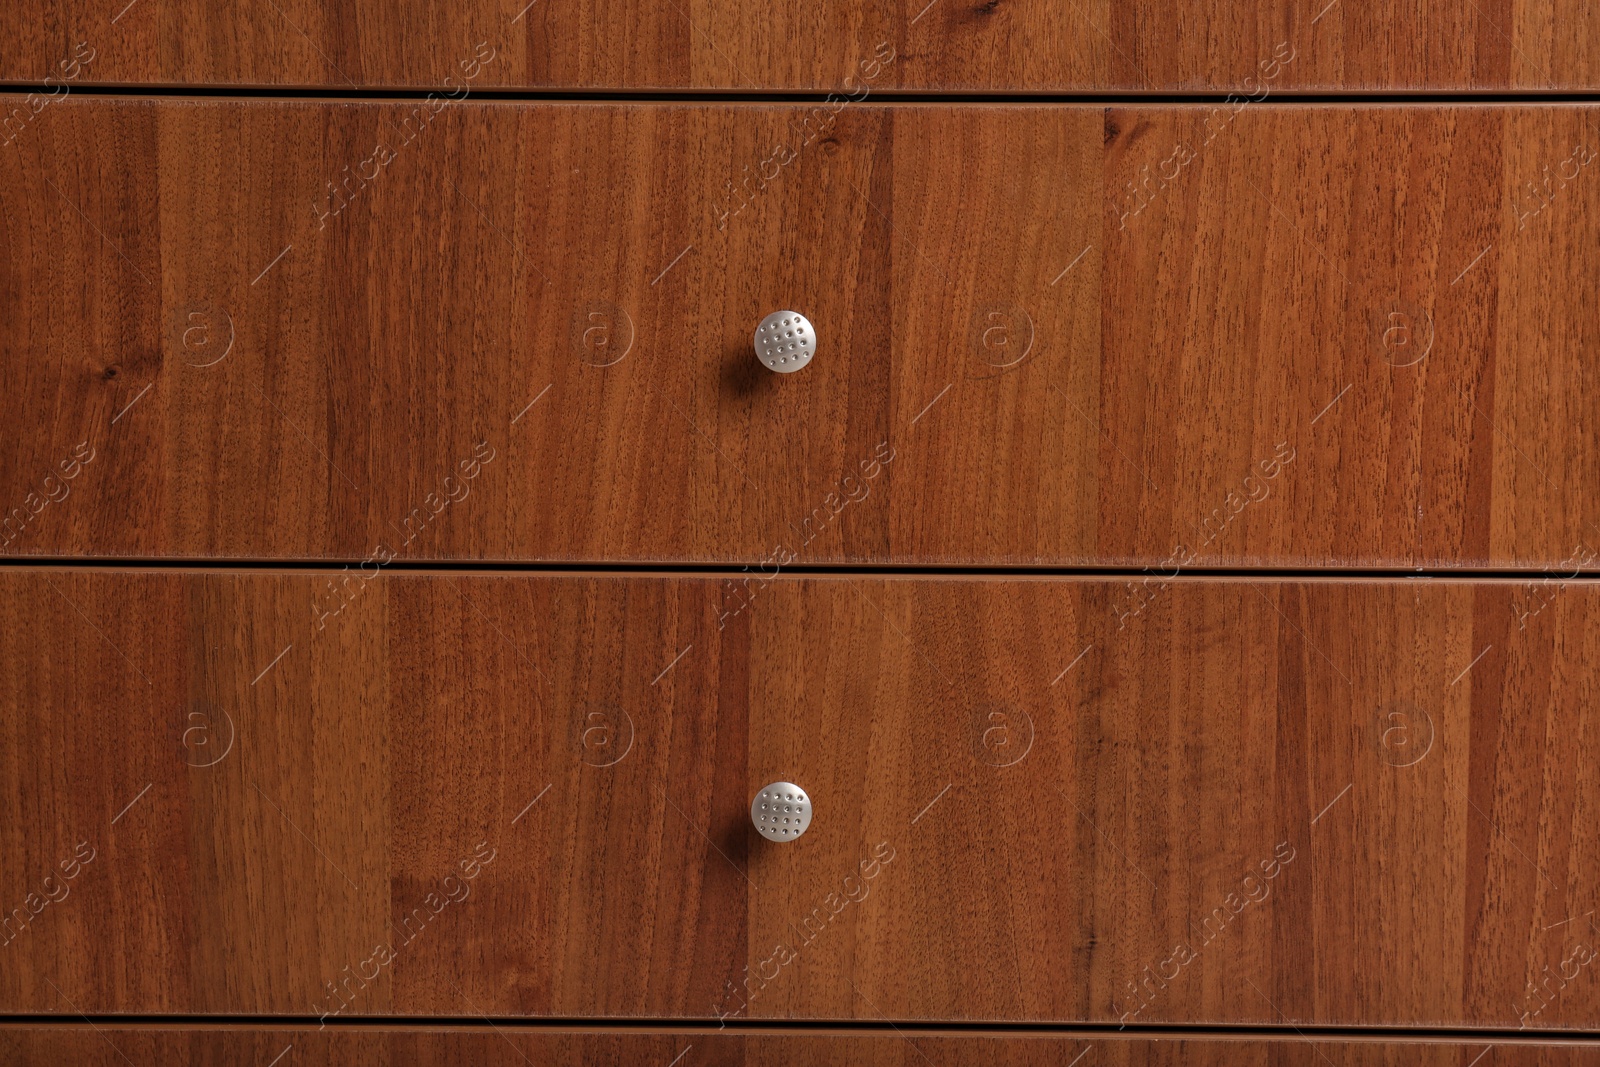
[
  {"left": 0, "top": 557, "right": 1597, "bottom": 582},
  {"left": 6, "top": 83, "right": 1600, "bottom": 106},
  {"left": 0, "top": 1015, "right": 1597, "bottom": 1044}
]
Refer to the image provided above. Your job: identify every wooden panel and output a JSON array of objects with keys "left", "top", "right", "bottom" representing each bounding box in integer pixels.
[
  {"left": 1, "top": 1, "right": 1599, "bottom": 90},
  {"left": 2, "top": 571, "right": 1598, "bottom": 1027},
  {"left": 0, "top": 570, "right": 743, "bottom": 1017},
  {"left": 0, "top": 98, "right": 1098, "bottom": 566},
  {"left": 1100, "top": 105, "right": 1600, "bottom": 569},
  {"left": 5, "top": 101, "right": 1600, "bottom": 567},
  {"left": 2, "top": 1027, "right": 1599, "bottom": 1066}
]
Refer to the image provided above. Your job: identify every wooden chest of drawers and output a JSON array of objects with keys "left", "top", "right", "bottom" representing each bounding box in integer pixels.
[{"left": 2, "top": 1, "right": 1599, "bottom": 1062}]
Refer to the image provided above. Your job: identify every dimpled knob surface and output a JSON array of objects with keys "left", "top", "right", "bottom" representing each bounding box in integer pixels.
[
  {"left": 754, "top": 311, "right": 816, "bottom": 373},
  {"left": 751, "top": 782, "right": 812, "bottom": 841}
]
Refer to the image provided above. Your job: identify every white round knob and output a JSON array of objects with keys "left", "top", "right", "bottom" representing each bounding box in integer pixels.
[
  {"left": 751, "top": 782, "right": 812, "bottom": 841},
  {"left": 754, "top": 311, "right": 815, "bottom": 373}
]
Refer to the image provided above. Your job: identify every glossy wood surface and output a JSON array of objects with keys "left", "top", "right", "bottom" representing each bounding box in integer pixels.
[
  {"left": 2, "top": 1027, "right": 1598, "bottom": 1066},
  {"left": 4, "top": 100, "right": 1600, "bottom": 567},
  {"left": 2, "top": 0, "right": 1599, "bottom": 91},
  {"left": 2, "top": 571, "right": 1596, "bottom": 1027}
]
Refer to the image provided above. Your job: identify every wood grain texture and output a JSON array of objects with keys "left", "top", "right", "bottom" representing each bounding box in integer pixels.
[
  {"left": 1100, "top": 104, "right": 1600, "bottom": 569},
  {"left": 1, "top": 571, "right": 1597, "bottom": 1027},
  {"left": 0, "top": 98, "right": 1097, "bottom": 566},
  {"left": 4, "top": 99, "right": 1600, "bottom": 567},
  {"left": 3, "top": 1027, "right": 1599, "bottom": 1067},
  {"left": 1, "top": 0, "right": 1598, "bottom": 90}
]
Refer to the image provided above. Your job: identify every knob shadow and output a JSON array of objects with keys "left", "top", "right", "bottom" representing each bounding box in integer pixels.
[{"left": 722, "top": 338, "right": 779, "bottom": 398}]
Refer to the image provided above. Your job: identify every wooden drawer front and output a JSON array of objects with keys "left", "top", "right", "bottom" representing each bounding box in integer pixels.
[
  {"left": 3, "top": 1028, "right": 1598, "bottom": 1067},
  {"left": 3, "top": 571, "right": 1596, "bottom": 1027},
  {"left": 2, "top": 3, "right": 1598, "bottom": 91},
  {"left": 5, "top": 101, "right": 1600, "bottom": 567}
]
